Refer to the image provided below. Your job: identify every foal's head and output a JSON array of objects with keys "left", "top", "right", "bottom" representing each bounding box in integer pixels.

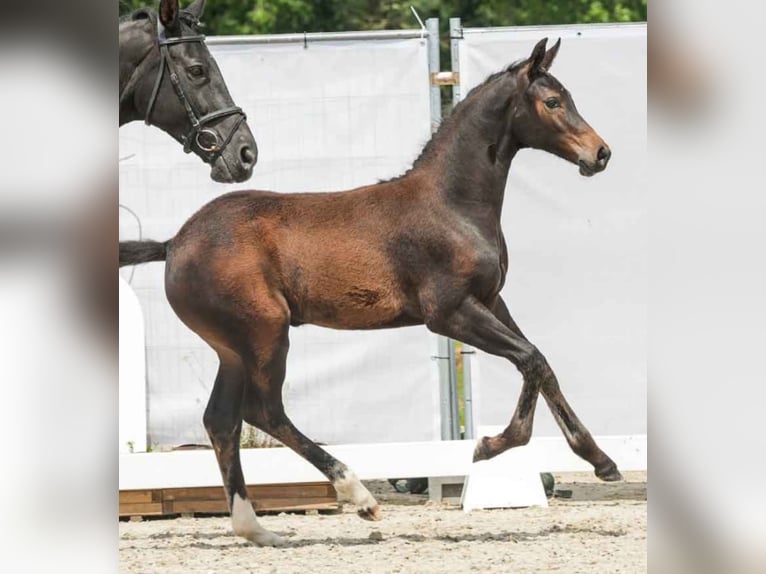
[{"left": 509, "top": 38, "right": 611, "bottom": 177}]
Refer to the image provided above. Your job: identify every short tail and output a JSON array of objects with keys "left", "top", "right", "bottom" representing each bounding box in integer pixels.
[{"left": 119, "top": 240, "right": 169, "bottom": 267}]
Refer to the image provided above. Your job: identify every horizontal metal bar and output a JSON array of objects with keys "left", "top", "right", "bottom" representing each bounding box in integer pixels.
[
  {"left": 460, "top": 22, "right": 646, "bottom": 36},
  {"left": 207, "top": 29, "right": 426, "bottom": 46}
]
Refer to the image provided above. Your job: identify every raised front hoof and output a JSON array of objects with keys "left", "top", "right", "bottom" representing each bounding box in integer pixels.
[
  {"left": 357, "top": 504, "right": 382, "bottom": 522},
  {"left": 472, "top": 437, "right": 493, "bottom": 462},
  {"left": 242, "top": 529, "right": 286, "bottom": 547},
  {"left": 595, "top": 462, "right": 624, "bottom": 482}
]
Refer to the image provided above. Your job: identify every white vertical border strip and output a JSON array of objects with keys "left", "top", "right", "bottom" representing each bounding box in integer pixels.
[{"left": 119, "top": 276, "right": 147, "bottom": 453}]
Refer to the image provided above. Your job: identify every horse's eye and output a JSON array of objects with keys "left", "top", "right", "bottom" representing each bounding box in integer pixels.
[
  {"left": 189, "top": 65, "right": 205, "bottom": 78},
  {"left": 544, "top": 97, "right": 561, "bottom": 109}
]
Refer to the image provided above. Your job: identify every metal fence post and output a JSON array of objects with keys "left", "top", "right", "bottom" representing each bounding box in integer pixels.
[
  {"left": 426, "top": 17, "right": 456, "bottom": 440},
  {"left": 449, "top": 18, "right": 462, "bottom": 108},
  {"left": 426, "top": 18, "right": 441, "bottom": 132},
  {"left": 435, "top": 336, "right": 455, "bottom": 440},
  {"left": 447, "top": 338, "right": 460, "bottom": 439},
  {"left": 461, "top": 345, "right": 474, "bottom": 439},
  {"left": 448, "top": 17, "right": 475, "bottom": 440}
]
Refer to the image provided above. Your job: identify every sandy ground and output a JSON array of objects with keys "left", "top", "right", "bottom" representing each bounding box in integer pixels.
[{"left": 120, "top": 471, "right": 646, "bottom": 574}]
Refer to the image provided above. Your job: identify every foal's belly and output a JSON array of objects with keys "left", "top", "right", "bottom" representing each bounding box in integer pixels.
[
  {"left": 280, "top": 249, "right": 419, "bottom": 330},
  {"left": 294, "top": 299, "right": 422, "bottom": 330},
  {"left": 287, "top": 284, "right": 420, "bottom": 330}
]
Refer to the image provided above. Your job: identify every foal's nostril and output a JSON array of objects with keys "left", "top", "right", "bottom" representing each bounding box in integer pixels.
[
  {"left": 597, "top": 146, "right": 611, "bottom": 162},
  {"left": 240, "top": 145, "right": 256, "bottom": 166}
]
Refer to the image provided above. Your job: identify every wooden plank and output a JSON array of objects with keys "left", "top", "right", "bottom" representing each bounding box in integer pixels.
[
  {"left": 430, "top": 71, "right": 460, "bottom": 86},
  {"left": 254, "top": 498, "right": 337, "bottom": 512},
  {"left": 164, "top": 498, "right": 337, "bottom": 515},
  {"left": 248, "top": 483, "right": 335, "bottom": 499},
  {"left": 119, "top": 502, "right": 163, "bottom": 516},
  {"left": 162, "top": 487, "right": 224, "bottom": 502},
  {"left": 119, "top": 490, "right": 155, "bottom": 504},
  {"left": 119, "top": 482, "right": 338, "bottom": 517},
  {"left": 165, "top": 499, "right": 228, "bottom": 515},
  {"left": 161, "top": 482, "right": 335, "bottom": 502}
]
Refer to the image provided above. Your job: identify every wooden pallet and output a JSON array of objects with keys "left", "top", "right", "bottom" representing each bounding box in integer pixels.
[{"left": 119, "top": 481, "right": 338, "bottom": 518}]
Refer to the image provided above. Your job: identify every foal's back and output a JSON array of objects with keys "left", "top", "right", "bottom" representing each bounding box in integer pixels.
[{"left": 165, "top": 173, "right": 472, "bottom": 332}]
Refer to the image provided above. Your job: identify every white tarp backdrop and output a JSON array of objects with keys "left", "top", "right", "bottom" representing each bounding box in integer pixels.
[
  {"left": 457, "top": 24, "right": 647, "bottom": 437},
  {"left": 119, "top": 34, "right": 440, "bottom": 448}
]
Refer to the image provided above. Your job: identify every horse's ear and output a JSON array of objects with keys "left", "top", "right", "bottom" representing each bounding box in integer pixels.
[
  {"left": 131, "top": 9, "right": 152, "bottom": 22},
  {"left": 184, "top": 0, "right": 207, "bottom": 20},
  {"left": 541, "top": 38, "right": 561, "bottom": 71},
  {"left": 527, "top": 37, "right": 548, "bottom": 81},
  {"left": 159, "top": 0, "right": 180, "bottom": 31}
]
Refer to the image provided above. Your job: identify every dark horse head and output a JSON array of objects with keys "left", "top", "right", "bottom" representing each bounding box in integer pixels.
[
  {"left": 119, "top": 0, "right": 257, "bottom": 183},
  {"left": 492, "top": 38, "right": 612, "bottom": 177}
]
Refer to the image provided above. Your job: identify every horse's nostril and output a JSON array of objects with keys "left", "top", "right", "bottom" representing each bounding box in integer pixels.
[
  {"left": 240, "top": 146, "right": 255, "bottom": 166},
  {"left": 597, "top": 146, "right": 611, "bottom": 162}
]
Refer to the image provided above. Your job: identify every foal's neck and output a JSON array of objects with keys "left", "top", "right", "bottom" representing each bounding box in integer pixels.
[{"left": 422, "top": 78, "right": 522, "bottom": 219}]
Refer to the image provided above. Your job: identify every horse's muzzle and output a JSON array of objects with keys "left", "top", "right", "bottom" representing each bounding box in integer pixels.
[{"left": 578, "top": 144, "right": 611, "bottom": 177}]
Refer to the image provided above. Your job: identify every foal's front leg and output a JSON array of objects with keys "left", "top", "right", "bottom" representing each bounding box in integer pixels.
[
  {"left": 491, "top": 297, "right": 622, "bottom": 481},
  {"left": 427, "top": 296, "right": 545, "bottom": 460},
  {"left": 428, "top": 296, "right": 622, "bottom": 481}
]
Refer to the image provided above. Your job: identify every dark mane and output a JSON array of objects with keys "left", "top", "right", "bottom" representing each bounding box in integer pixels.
[
  {"left": 380, "top": 58, "right": 527, "bottom": 183},
  {"left": 477, "top": 58, "right": 525, "bottom": 89}
]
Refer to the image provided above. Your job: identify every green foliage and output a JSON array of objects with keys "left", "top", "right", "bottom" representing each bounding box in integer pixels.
[
  {"left": 470, "top": 0, "right": 647, "bottom": 26},
  {"left": 119, "top": 1, "right": 646, "bottom": 36}
]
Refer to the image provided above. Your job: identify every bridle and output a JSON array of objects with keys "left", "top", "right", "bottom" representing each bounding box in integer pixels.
[{"left": 139, "top": 15, "right": 246, "bottom": 164}]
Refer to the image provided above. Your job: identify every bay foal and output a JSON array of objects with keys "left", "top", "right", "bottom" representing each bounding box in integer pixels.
[{"left": 121, "top": 38, "right": 620, "bottom": 546}]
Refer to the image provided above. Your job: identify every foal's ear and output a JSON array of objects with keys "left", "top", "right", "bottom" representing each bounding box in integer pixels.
[
  {"left": 184, "top": 0, "right": 207, "bottom": 20},
  {"left": 159, "top": 0, "right": 180, "bottom": 31},
  {"left": 526, "top": 37, "right": 548, "bottom": 81},
  {"left": 541, "top": 38, "right": 561, "bottom": 71}
]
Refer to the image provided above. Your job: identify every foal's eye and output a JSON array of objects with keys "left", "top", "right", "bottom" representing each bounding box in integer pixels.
[
  {"left": 544, "top": 97, "right": 561, "bottom": 109},
  {"left": 188, "top": 65, "right": 205, "bottom": 78}
]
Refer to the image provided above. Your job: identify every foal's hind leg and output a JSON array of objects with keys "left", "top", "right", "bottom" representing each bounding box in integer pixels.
[
  {"left": 239, "top": 299, "right": 381, "bottom": 521},
  {"left": 491, "top": 297, "right": 622, "bottom": 481},
  {"left": 203, "top": 352, "right": 284, "bottom": 546}
]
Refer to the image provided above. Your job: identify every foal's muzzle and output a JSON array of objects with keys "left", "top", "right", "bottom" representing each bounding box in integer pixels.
[{"left": 578, "top": 144, "right": 611, "bottom": 177}]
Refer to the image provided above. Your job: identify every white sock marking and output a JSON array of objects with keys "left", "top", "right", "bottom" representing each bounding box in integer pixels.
[
  {"left": 231, "top": 493, "right": 283, "bottom": 546},
  {"left": 333, "top": 470, "right": 377, "bottom": 509}
]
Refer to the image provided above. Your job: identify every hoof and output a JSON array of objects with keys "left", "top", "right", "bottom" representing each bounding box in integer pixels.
[
  {"left": 247, "top": 530, "right": 286, "bottom": 547},
  {"left": 357, "top": 504, "right": 382, "bottom": 521},
  {"left": 472, "top": 437, "right": 490, "bottom": 462},
  {"left": 595, "top": 462, "right": 624, "bottom": 482}
]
